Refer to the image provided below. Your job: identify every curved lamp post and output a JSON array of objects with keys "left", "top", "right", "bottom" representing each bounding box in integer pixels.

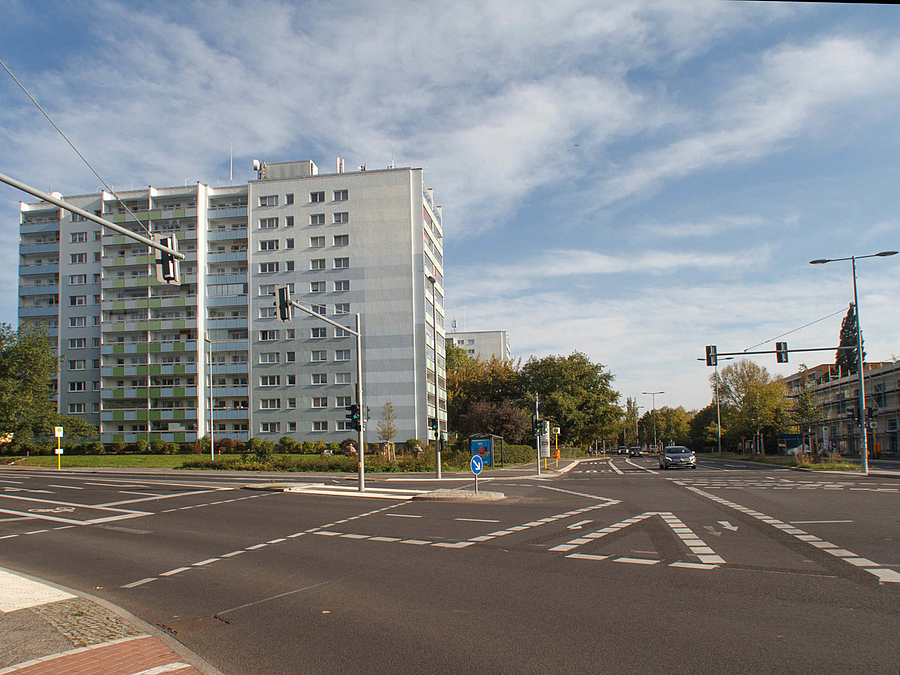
[{"left": 810, "top": 250, "right": 897, "bottom": 475}]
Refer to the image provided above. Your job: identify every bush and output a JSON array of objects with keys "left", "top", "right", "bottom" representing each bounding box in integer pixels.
[
  {"left": 135, "top": 439, "right": 149, "bottom": 454},
  {"left": 111, "top": 441, "right": 126, "bottom": 454},
  {"left": 328, "top": 442, "right": 341, "bottom": 455},
  {"left": 254, "top": 440, "right": 276, "bottom": 461},
  {"left": 405, "top": 438, "right": 423, "bottom": 455},
  {"left": 86, "top": 441, "right": 104, "bottom": 455},
  {"left": 340, "top": 438, "right": 358, "bottom": 455},
  {"left": 150, "top": 439, "right": 167, "bottom": 454},
  {"left": 277, "top": 436, "right": 300, "bottom": 454}
]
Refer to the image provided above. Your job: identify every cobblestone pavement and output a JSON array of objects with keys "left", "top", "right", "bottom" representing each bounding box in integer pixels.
[{"left": 0, "top": 568, "right": 220, "bottom": 674}]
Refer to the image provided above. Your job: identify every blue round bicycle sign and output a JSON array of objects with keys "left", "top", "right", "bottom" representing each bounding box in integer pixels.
[{"left": 470, "top": 454, "right": 484, "bottom": 475}]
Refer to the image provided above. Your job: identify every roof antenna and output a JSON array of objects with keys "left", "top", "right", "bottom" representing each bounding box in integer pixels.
[{"left": 390, "top": 142, "right": 395, "bottom": 169}]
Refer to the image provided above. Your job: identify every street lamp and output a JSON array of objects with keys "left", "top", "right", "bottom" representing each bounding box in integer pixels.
[
  {"left": 810, "top": 250, "right": 897, "bottom": 475},
  {"left": 426, "top": 274, "right": 442, "bottom": 479},
  {"left": 642, "top": 391, "right": 664, "bottom": 451}
]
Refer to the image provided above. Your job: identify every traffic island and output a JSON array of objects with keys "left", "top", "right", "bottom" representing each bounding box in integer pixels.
[{"left": 414, "top": 489, "right": 505, "bottom": 502}]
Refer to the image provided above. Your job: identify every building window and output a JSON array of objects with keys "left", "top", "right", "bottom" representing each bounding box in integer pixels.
[
  {"left": 259, "top": 262, "right": 279, "bottom": 273},
  {"left": 286, "top": 261, "right": 294, "bottom": 272},
  {"left": 92, "top": 337, "right": 101, "bottom": 347},
  {"left": 260, "top": 421, "right": 281, "bottom": 433},
  {"left": 337, "top": 421, "right": 353, "bottom": 432},
  {"left": 260, "top": 352, "right": 280, "bottom": 364},
  {"left": 312, "top": 421, "right": 328, "bottom": 432},
  {"left": 310, "top": 192, "right": 325, "bottom": 203},
  {"left": 310, "top": 236, "right": 325, "bottom": 248},
  {"left": 310, "top": 281, "right": 325, "bottom": 293},
  {"left": 335, "top": 349, "right": 351, "bottom": 361},
  {"left": 287, "top": 374, "right": 296, "bottom": 385},
  {"left": 285, "top": 193, "right": 294, "bottom": 205},
  {"left": 69, "top": 295, "right": 86, "bottom": 306},
  {"left": 334, "top": 258, "right": 349, "bottom": 269},
  {"left": 334, "top": 190, "right": 348, "bottom": 201},
  {"left": 259, "top": 330, "right": 279, "bottom": 341},
  {"left": 70, "top": 253, "right": 87, "bottom": 264},
  {"left": 259, "top": 240, "right": 279, "bottom": 251},
  {"left": 312, "top": 397, "right": 328, "bottom": 408},
  {"left": 287, "top": 398, "right": 297, "bottom": 409},
  {"left": 68, "top": 360, "right": 85, "bottom": 371},
  {"left": 312, "top": 373, "right": 327, "bottom": 385},
  {"left": 311, "top": 259, "right": 326, "bottom": 270},
  {"left": 336, "top": 395, "right": 352, "bottom": 407},
  {"left": 69, "top": 316, "right": 86, "bottom": 328},
  {"left": 68, "top": 381, "right": 86, "bottom": 392},
  {"left": 286, "top": 351, "right": 295, "bottom": 362},
  {"left": 69, "top": 275, "right": 87, "bottom": 285},
  {"left": 259, "top": 217, "right": 278, "bottom": 229},
  {"left": 259, "top": 307, "right": 276, "bottom": 319},
  {"left": 260, "top": 375, "right": 281, "bottom": 386},
  {"left": 92, "top": 359, "right": 100, "bottom": 369},
  {"left": 310, "top": 214, "right": 325, "bottom": 225},
  {"left": 259, "top": 284, "right": 276, "bottom": 296},
  {"left": 336, "top": 373, "right": 351, "bottom": 384},
  {"left": 288, "top": 421, "right": 297, "bottom": 432},
  {"left": 94, "top": 231, "right": 102, "bottom": 241},
  {"left": 261, "top": 398, "right": 281, "bottom": 410},
  {"left": 334, "top": 280, "right": 349, "bottom": 292},
  {"left": 71, "top": 232, "right": 87, "bottom": 243},
  {"left": 286, "top": 239, "right": 294, "bottom": 249},
  {"left": 286, "top": 329, "right": 295, "bottom": 339},
  {"left": 93, "top": 252, "right": 101, "bottom": 263},
  {"left": 333, "top": 212, "right": 348, "bottom": 224},
  {"left": 259, "top": 195, "right": 278, "bottom": 207},
  {"left": 286, "top": 216, "right": 294, "bottom": 227},
  {"left": 334, "top": 303, "right": 350, "bottom": 315},
  {"left": 312, "top": 304, "right": 326, "bottom": 315},
  {"left": 311, "top": 327, "right": 326, "bottom": 339},
  {"left": 311, "top": 350, "right": 327, "bottom": 362},
  {"left": 335, "top": 328, "right": 352, "bottom": 338},
  {"left": 69, "top": 338, "right": 86, "bottom": 349},
  {"left": 68, "top": 403, "right": 85, "bottom": 414}
]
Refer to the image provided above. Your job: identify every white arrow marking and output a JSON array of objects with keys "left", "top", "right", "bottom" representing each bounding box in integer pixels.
[
  {"left": 718, "top": 521, "right": 738, "bottom": 531},
  {"left": 567, "top": 520, "right": 592, "bottom": 530}
]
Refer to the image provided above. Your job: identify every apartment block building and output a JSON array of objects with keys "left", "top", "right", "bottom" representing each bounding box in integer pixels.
[
  {"left": 782, "top": 362, "right": 900, "bottom": 457},
  {"left": 446, "top": 330, "right": 511, "bottom": 362},
  {"left": 17, "top": 159, "right": 445, "bottom": 445}
]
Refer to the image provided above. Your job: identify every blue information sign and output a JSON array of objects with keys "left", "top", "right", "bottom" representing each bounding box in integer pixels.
[{"left": 470, "top": 454, "right": 484, "bottom": 475}]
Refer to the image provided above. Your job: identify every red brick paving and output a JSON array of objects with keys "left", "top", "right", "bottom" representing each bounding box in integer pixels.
[{"left": 3, "top": 635, "right": 205, "bottom": 674}]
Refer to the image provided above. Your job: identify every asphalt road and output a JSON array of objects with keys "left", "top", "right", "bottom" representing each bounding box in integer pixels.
[{"left": 1, "top": 458, "right": 898, "bottom": 674}]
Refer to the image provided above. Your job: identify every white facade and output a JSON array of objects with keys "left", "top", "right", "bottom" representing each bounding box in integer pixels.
[
  {"left": 17, "top": 159, "right": 444, "bottom": 445},
  {"left": 446, "top": 330, "right": 510, "bottom": 362}
]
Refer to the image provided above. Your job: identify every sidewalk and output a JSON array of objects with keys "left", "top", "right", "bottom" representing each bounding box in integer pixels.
[{"left": 0, "top": 568, "right": 221, "bottom": 675}]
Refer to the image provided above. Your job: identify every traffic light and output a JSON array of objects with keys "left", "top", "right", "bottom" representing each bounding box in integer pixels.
[
  {"left": 155, "top": 234, "right": 180, "bottom": 285},
  {"left": 705, "top": 345, "right": 717, "bottom": 367},
  {"left": 776, "top": 342, "right": 789, "bottom": 363},
  {"left": 540, "top": 420, "right": 550, "bottom": 436},
  {"left": 346, "top": 404, "right": 361, "bottom": 431},
  {"left": 428, "top": 417, "right": 438, "bottom": 432},
  {"left": 276, "top": 285, "right": 292, "bottom": 322}
]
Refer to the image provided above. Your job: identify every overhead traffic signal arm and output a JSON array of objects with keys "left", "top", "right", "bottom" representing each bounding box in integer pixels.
[
  {"left": 700, "top": 343, "right": 857, "bottom": 366},
  {"left": 272, "top": 285, "right": 360, "bottom": 335}
]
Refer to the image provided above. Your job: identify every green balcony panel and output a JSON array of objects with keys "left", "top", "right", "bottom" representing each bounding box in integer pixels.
[
  {"left": 113, "top": 346, "right": 125, "bottom": 354},
  {"left": 173, "top": 343, "right": 184, "bottom": 352},
  {"left": 113, "top": 390, "right": 124, "bottom": 398},
  {"left": 113, "top": 412, "right": 124, "bottom": 421},
  {"left": 149, "top": 298, "right": 161, "bottom": 308},
  {"left": 174, "top": 433, "right": 186, "bottom": 443},
  {"left": 174, "top": 410, "right": 185, "bottom": 420},
  {"left": 150, "top": 388, "right": 161, "bottom": 397},
  {"left": 114, "top": 301, "right": 125, "bottom": 310},
  {"left": 174, "top": 387, "right": 185, "bottom": 397}
]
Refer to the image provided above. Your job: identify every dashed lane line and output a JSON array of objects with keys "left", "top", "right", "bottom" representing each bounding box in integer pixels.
[{"left": 683, "top": 485, "right": 900, "bottom": 584}]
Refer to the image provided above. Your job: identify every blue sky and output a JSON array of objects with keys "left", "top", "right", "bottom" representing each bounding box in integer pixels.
[{"left": 2, "top": 0, "right": 899, "bottom": 411}]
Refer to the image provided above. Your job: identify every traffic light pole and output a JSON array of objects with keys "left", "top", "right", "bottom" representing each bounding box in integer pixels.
[
  {"left": 278, "top": 289, "right": 366, "bottom": 491},
  {"left": 0, "top": 171, "right": 183, "bottom": 260}
]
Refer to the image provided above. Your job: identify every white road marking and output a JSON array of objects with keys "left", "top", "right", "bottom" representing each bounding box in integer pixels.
[
  {"left": 790, "top": 520, "right": 853, "bottom": 524},
  {"left": 121, "top": 578, "right": 156, "bottom": 589},
  {"left": 607, "top": 460, "right": 624, "bottom": 475},
  {"left": 567, "top": 520, "right": 592, "bottom": 530},
  {"left": 455, "top": 518, "right": 500, "bottom": 523},
  {"left": 385, "top": 513, "right": 422, "bottom": 518},
  {"left": 159, "top": 567, "right": 191, "bottom": 577},
  {"left": 625, "top": 458, "right": 658, "bottom": 474},
  {"left": 718, "top": 521, "right": 739, "bottom": 531},
  {"left": 614, "top": 557, "right": 659, "bottom": 565}
]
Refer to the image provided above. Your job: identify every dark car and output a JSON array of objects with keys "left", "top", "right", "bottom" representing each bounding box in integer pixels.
[
  {"left": 659, "top": 445, "right": 696, "bottom": 469},
  {"left": 628, "top": 447, "right": 643, "bottom": 457}
]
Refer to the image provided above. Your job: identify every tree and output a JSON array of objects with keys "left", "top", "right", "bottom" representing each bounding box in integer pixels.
[
  {"left": 791, "top": 365, "right": 824, "bottom": 450},
  {"left": 457, "top": 400, "right": 530, "bottom": 443},
  {"left": 835, "top": 303, "right": 864, "bottom": 377},
  {"left": 445, "top": 342, "right": 471, "bottom": 371},
  {"left": 519, "top": 352, "right": 621, "bottom": 446},
  {"left": 711, "top": 359, "right": 788, "bottom": 451},
  {"left": 377, "top": 402, "right": 398, "bottom": 443},
  {"left": 446, "top": 354, "right": 523, "bottom": 432},
  {"left": 689, "top": 403, "right": 720, "bottom": 452},
  {"left": 0, "top": 324, "right": 83, "bottom": 441}
]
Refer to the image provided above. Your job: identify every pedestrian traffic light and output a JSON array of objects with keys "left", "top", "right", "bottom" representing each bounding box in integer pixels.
[
  {"left": 428, "top": 417, "right": 438, "bottom": 431},
  {"left": 276, "top": 285, "right": 292, "bottom": 322},
  {"left": 540, "top": 420, "right": 550, "bottom": 436},
  {"left": 346, "top": 404, "right": 361, "bottom": 431},
  {"left": 155, "top": 234, "right": 180, "bottom": 285},
  {"left": 705, "top": 345, "right": 717, "bottom": 367},
  {"left": 776, "top": 342, "right": 788, "bottom": 363}
]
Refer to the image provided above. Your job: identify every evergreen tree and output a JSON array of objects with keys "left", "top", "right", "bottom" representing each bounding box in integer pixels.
[{"left": 835, "top": 303, "right": 864, "bottom": 377}]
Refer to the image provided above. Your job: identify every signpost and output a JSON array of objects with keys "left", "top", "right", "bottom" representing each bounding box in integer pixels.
[
  {"left": 470, "top": 454, "right": 483, "bottom": 494},
  {"left": 54, "top": 427, "right": 64, "bottom": 470}
]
